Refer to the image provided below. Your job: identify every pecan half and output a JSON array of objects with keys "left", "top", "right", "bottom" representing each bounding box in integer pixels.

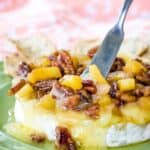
[
  {"left": 120, "top": 93, "right": 136, "bottom": 102},
  {"left": 76, "top": 64, "right": 85, "bottom": 75},
  {"left": 87, "top": 46, "right": 99, "bottom": 58},
  {"left": 115, "top": 100, "right": 127, "bottom": 107},
  {"left": 76, "top": 89, "right": 93, "bottom": 110},
  {"left": 52, "top": 82, "right": 74, "bottom": 98},
  {"left": 133, "top": 86, "right": 150, "bottom": 97},
  {"left": 136, "top": 71, "right": 150, "bottom": 85},
  {"left": 82, "top": 80, "right": 97, "bottom": 94},
  {"left": 34, "top": 80, "right": 55, "bottom": 98},
  {"left": 109, "top": 82, "right": 118, "bottom": 98},
  {"left": 56, "top": 126, "right": 77, "bottom": 150},
  {"left": 85, "top": 103, "right": 100, "bottom": 119},
  {"left": 110, "top": 57, "right": 125, "bottom": 72},
  {"left": 49, "top": 51, "right": 75, "bottom": 75},
  {"left": 113, "top": 90, "right": 136, "bottom": 103},
  {"left": 30, "top": 133, "right": 46, "bottom": 143},
  {"left": 64, "top": 95, "right": 80, "bottom": 110},
  {"left": 17, "top": 62, "right": 32, "bottom": 77},
  {"left": 9, "top": 79, "right": 26, "bottom": 95},
  {"left": 144, "top": 64, "right": 150, "bottom": 70}
]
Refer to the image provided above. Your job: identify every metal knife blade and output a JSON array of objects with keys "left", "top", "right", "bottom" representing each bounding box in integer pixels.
[{"left": 81, "top": 0, "right": 133, "bottom": 78}]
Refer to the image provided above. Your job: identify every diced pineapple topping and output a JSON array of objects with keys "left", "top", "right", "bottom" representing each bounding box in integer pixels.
[
  {"left": 99, "top": 110, "right": 112, "bottom": 127},
  {"left": 72, "top": 56, "right": 79, "bottom": 69},
  {"left": 27, "top": 67, "right": 62, "bottom": 83},
  {"left": 121, "top": 103, "right": 150, "bottom": 124},
  {"left": 118, "top": 53, "right": 130, "bottom": 63},
  {"left": 107, "top": 71, "right": 131, "bottom": 81},
  {"left": 123, "top": 60, "right": 146, "bottom": 74},
  {"left": 138, "top": 96, "right": 150, "bottom": 110},
  {"left": 117, "top": 78, "right": 135, "bottom": 92},
  {"left": 98, "top": 95, "right": 112, "bottom": 106},
  {"left": 16, "top": 84, "right": 35, "bottom": 100},
  {"left": 89, "top": 64, "right": 108, "bottom": 84},
  {"left": 37, "top": 57, "right": 51, "bottom": 67},
  {"left": 37, "top": 94, "right": 56, "bottom": 111},
  {"left": 60, "top": 75, "right": 82, "bottom": 90}
]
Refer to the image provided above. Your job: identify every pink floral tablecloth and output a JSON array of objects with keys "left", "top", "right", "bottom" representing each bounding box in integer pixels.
[{"left": 0, "top": 0, "right": 150, "bottom": 60}]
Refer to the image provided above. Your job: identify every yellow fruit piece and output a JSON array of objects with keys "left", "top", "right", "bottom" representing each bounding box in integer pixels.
[
  {"left": 27, "top": 67, "right": 61, "bottom": 83},
  {"left": 118, "top": 53, "right": 130, "bottom": 63},
  {"left": 124, "top": 60, "right": 146, "bottom": 74},
  {"left": 16, "top": 84, "right": 35, "bottom": 100},
  {"left": 111, "top": 106, "right": 122, "bottom": 124},
  {"left": 99, "top": 95, "right": 112, "bottom": 106},
  {"left": 38, "top": 94, "right": 56, "bottom": 111},
  {"left": 60, "top": 75, "right": 82, "bottom": 90},
  {"left": 117, "top": 78, "right": 135, "bottom": 92},
  {"left": 111, "top": 115, "right": 122, "bottom": 124},
  {"left": 72, "top": 56, "right": 79, "bottom": 69},
  {"left": 89, "top": 64, "right": 107, "bottom": 84},
  {"left": 99, "top": 111, "right": 112, "bottom": 127},
  {"left": 107, "top": 71, "right": 131, "bottom": 81},
  {"left": 38, "top": 57, "right": 51, "bottom": 67},
  {"left": 121, "top": 103, "right": 147, "bottom": 124},
  {"left": 77, "top": 55, "right": 90, "bottom": 65},
  {"left": 138, "top": 96, "right": 150, "bottom": 110}
]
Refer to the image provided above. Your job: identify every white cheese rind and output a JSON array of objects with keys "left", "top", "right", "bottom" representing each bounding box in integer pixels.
[
  {"left": 14, "top": 100, "right": 57, "bottom": 140},
  {"left": 14, "top": 100, "right": 150, "bottom": 147},
  {"left": 106, "top": 123, "right": 150, "bottom": 147}
]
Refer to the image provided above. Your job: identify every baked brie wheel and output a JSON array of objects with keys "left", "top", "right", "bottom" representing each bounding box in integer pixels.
[{"left": 4, "top": 36, "right": 150, "bottom": 150}]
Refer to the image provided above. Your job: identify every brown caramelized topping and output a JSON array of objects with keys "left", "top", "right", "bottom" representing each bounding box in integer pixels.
[{"left": 56, "top": 126, "right": 77, "bottom": 150}]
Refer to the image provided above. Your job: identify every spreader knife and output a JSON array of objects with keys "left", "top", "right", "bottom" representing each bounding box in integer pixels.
[{"left": 82, "top": 0, "right": 133, "bottom": 77}]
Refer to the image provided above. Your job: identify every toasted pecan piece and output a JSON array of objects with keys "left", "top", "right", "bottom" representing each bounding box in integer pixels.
[
  {"left": 56, "top": 126, "right": 77, "bottom": 150},
  {"left": 9, "top": 79, "right": 26, "bottom": 95}
]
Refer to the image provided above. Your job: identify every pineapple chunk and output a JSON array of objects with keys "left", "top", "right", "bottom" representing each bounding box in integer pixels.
[
  {"left": 60, "top": 75, "right": 82, "bottom": 90},
  {"left": 77, "top": 55, "right": 90, "bottom": 65},
  {"left": 37, "top": 57, "right": 51, "bottom": 67},
  {"left": 38, "top": 94, "right": 56, "bottom": 111},
  {"left": 27, "top": 67, "right": 61, "bottom": 83},
  {"left": 89, "top": 64, "right": 107, "bottom": 84},
  {"left": 107, "top": 71, "right": 131, "bottom": 81},
  {"left": 121, "top": 103, "right": 147, "bottom": 124},
  {"left": 111, "top": 106, "right": 122, "bottom": 124},
  {"left": 111, "top": 115, "right": 122, "bottom": 124},
  {"left": 99, "top": 111, "right": 112, "bottom": 127},
  {"left": 99, "top": 95, "right": 112, "bottom": 106},
  {"left": 72, "top": 56, "right": 79, "bottom": 69},
  {"left": 118, "top": 53, "right": 130, "bottom": 63},
  {"left": 138, "top": 96, "right": 150, "bottom": 110},
  {"left": 16, "top": 84, "right": 35, "bottom": 100},
  {"left": 117, "top": 78, "right": 135, "bottom": 92},
  {"left": 123, "top": 60, "right": 146, "bottom": 74}
]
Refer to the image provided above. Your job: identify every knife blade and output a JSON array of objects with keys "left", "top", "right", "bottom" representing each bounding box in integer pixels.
[{"left": 81, "top": 0, "right": 133, "bottom": 78}]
